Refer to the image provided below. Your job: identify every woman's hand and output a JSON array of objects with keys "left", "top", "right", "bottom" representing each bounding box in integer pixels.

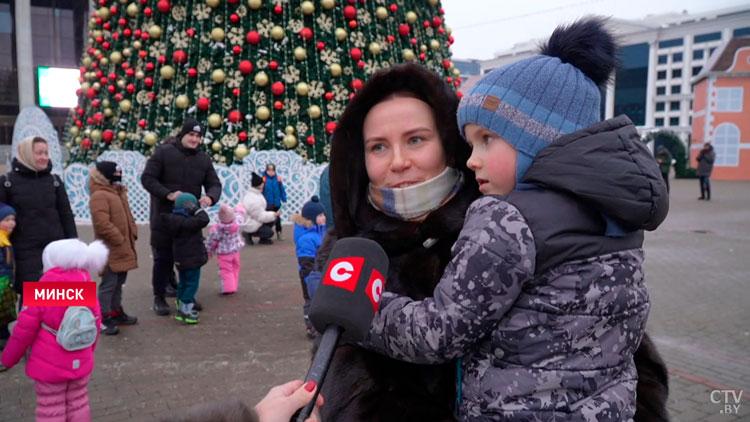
[{"left": 255, "top": 380, "right": 324, "bottom": 422}]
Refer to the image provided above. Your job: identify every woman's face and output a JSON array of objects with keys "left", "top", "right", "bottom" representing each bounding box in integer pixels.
[
  {"left": 363, "top": 95, "right": 447, "bottom": 189},
  {"left": 33, "top": 141, "right": 50, "bottom": 170}
]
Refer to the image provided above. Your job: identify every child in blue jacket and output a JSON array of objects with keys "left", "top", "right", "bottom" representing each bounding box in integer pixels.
[{"left": 292, "top": 196, "right": 326, "bottom": 339}]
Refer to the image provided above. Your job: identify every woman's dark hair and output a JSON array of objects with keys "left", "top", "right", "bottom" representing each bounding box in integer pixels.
[
  {"left": 329, "top": 64, "right": 471, "bottom": 237},
  {"left": 32, "top": 136, "right": 47, "bottom": 145}
]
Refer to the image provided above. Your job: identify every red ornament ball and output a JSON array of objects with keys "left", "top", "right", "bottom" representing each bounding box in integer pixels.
[
  {"left": 148, "top": 92, "right": 156, "bottom": 100},
  {"left": 141, "top": 32, "right": 149, "bottom": 41},
  {"left": 109, "top": 5, "right": 118, "bottom": 14},
  {"left": 324, "top": 92, "right": 333, "bottom": 101},
  {"left": 228, "top": 110, "right": 242, "bottom": 123},
  {"left": 410, "top": 38, "right": 417, "bottom": 45},
  {"left": 99, "top": 77, "right": 107, "bottom": 85},
  {"left": 389, "top": 4, "right": 398, "bottom": 13},
  {"left": 348, "top": 20, "right": 357, "bottom": 29},
  {"left": 398, "top": 24, "right": 410, "bottom": 37},
  {"left": 438, "top": 27, "right": 444, "bottom": 35},
  {"left": 325, "top": 121, "right": 337, "bottom": 135},
  {"left": 343, "top": 5, "right": 356, "bottom": 19},
  {"left": 350, "top": 48, "right": 362, "bottom": 61},
  {"left": 446, "top": 77, "right": 452, "bottom": 84},
  {"left": 306, "top": 136, "right": 315, "bottom": 146},
  {"left": 108, "top": 85, "right": 116, "bottom": 93},
  {"left": 103, "top": 23, "right": 111, "bottom": 31},
  {"left": 351, "top": 78, "right": 363, "bottom": 91},
  {"left": 300, "top": 27, "right": 313, "bottom": 40},
  {"left": 197, "top": 97, "right": 210, "bottom": 111},
  {"left": 317, "top": 41, "right": 326, "bottom": 50},
  {"left": 273, "top": 5, "right": 282, "bottom": 14},
  {"left": 239, "top": 60, "right": 253, "bottom": 74},
  {"left": 102, "top": 130, "right": 114, "bottom": 143},
  {"left": 349, "top": 93, "right": 355, "bottom": 100},
  {"left": 124, "top": 28, "right": 132, "bottom": 37},
  {"left": 271, "top": 82, "right": 285, "bottom": 96},
  {"left": 93, "top": 112, "right": 103, "bottom": 124},
  {"left": 230, "top": 14, "right": 239, "bottom": 24},
  {"left": 139, "top": 50, "right": 147, "bottom": 59},
  {"left": 114, "top": 93, "right": 122, "bottom": 101},
  {"left": 246, "top": 30, "right": 261, "bottom": 45},
  {"left": 232, "top": 45, "right": 242, "bottom": 55},
  {"left": 432, "top": 17, "right": 442, "bottom": 28},
  {"left": 269, "top": 61, "right": 279, "bottom": 70},
  {"left": 158, "top": 55, "right": 166, "bottom": 64},
  {"left": 186, "top": 28, "right": 195, "bottom": 37},
  {"left": 86, "top": 88, "right": 97, "bottom": 99},
  {"left": 420, "top": 53, "right": 426, "bottom": 61},
  {"left": 157, "top": 0, "right": 170, "bottom": 13},
  {"left": 96, "top": 36, "right": 103, "bottom": 44},
  {"left": 134, "top": 29, "right": 141, "bottom": 38},
  {"left": 173, "top": 50, "right": 187, "bottom": 64},
  {"left": 144, "top": 7, "right": 152, "bottom": 17},
  {"left": 87, "top": 117, "right": 93, "bottom": 125},
  {"left": 387, "top": 35, "right": 395, "bottom": 43},
  {"left": 146, "top": 62, "right": 155, "bottom": 72},
  {"left": 81, "top": 138, "right": 92, "bottom": 150},
  {"left": 228, "top": 0, "right": 239, "bottom": 3},
  {"left": 232, "top": 88, "right": 240, "bottom": 97},
  {"left": 96, "top": 70, "right": 103, "bottom": 78},
  {"left": 138, "top": 119, "right": 147, "bottom": 128},
  {"left": 188, "top": 68, "right": 197, "bottom": 77},
  {"left": 273, "top": 100, "right": 283, "bottom": 110},
  {"left": 111, "top": 32, "right": 119, "bottom": 40},
  {"left": 442, "top": 59, "right": 451, "bottom": 70},
  {"left": 144, "top": 77, "right": 154, "bottom": 87},
  {"left": 118, "top": 18, "right": 127, "bottom": 27},
  {"left": 238, "top": 131, "right": 248, "bottom": 142},
  {"left": 127, "top": 83, "right": 135, "bottom": 93},
  {"left": 92, "top": 99, "right": 101, "bottom": 108}
]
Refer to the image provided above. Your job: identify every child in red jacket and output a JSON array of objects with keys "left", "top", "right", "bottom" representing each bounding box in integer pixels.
[{"left": 1, "top": 239, "right": 108, "bottom": 422}]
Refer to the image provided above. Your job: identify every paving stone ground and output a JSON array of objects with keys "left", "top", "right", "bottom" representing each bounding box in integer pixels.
[{"left": 0, "top": 178, "right": 748, "bottom": 421}]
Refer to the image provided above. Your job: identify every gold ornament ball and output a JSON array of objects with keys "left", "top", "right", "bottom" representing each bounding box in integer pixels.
[
  {"left": 110, "top": 51, "right": 122, "bottom": 64},
  {"left": 69, "top": 126, "right": 80, "bottom": 137},
  {"left": 428, "top": 0, "right": 439, "bottom": 6},
  {"left": 406, "top": 11, "right": 417, "bottom": 24},
  {"left": 271, "top": 26, "right": 285, "bottom": 41},
  {"left": 94, "top": 48, "right": 102, "bottom": 56},
  {"left": 82, "top": 57, "right": 92, "bottom": 67},
  {"left": 116, "top": 79, "right": 125, "bottom": 89},
  {"left": 65, "top": 142, "right": 72, "bottom": 150},
  {"left": 301, "top": 1, "right": 314, "bottom": 14},
  {"left": 135, "top": 70, "right": 145, "bottom": 79},
  {"left": 211, "top": 141, "right": 222, "bottom": 152},
  {"left": 90, "top": 129, "right": 102, "bottom": 142},
  {"left": 161, "top": 65, "right": 176, "bottom": 80},
  {"left": 285, "top": 125, "right": 295, "bottom": 135},
  {"left": 117, "top": 131, "right": 127, "bottom": 140},
  {"left": 375, "top": 7, "right": 388, "bottom": 20},
  {"left": 122, "top": 48, "right": 131, "bottom": 57},
  {"left": 335, "top": 28, "right": 347, "bottom": 41},
  {"left": 206, "top": 0, "right": 220, "bottom": 7},
  {"left": 211, "top": 69, "right": 226, "bottom": 83},
  {"left": 93, "top": 82, "right": 102, "bottom": 90},
  {"left": 132, "top": 40, "right": 142, "bottom": 50},
  {"left": 102, "top": 99, "right": 110, "bottom": 107},
  {"left": 321, "top": 0, "right": 335, "bottom": 10},
  {"left": 85, "top": 128, "right": 91, "bottom": 136},
  {"left": 75, "top": 136, "right": 82, "bottom": 144},
  {"left": 81, "top": 82, "right": 91, "bottom": 91},
  {"left": 208, "top": 113, "right": 222, "bottom": 128},
  {"left": 126, "top": 3, "right": 139, "bottom": 16},
  {"left": 211, "top": 27, "right": 225, "bottom": 42},
  {"left": 430, "top": 39, "right": 440, "bottom": 51},
  {"left": 445, "top": 26, "right": 452, "bottom": 36},
  {"left": 294, "top": 47, "right": 307, "bottom": 61},
  {"left": 97, "top": 7, "right": 110, "bottom": 20},
  {"left": 248, "top": 0, "right": 262, "bottom": 10},
  {"left": 283, "top": 134, "right": 297, "bottom": 149},
  {"left": 234, "top": 144, "right": 249, "bottom": 159},
  {"left": 93, "top": 30, "right": 103, "bottom": 39},
  {"left": 255, "top": 106, "right": 270, "bottom": 121},
  {"left": 88, "top": 20, "right": 96, "bottom": 30},
  {"left": 149, "top": 25, "right": 162, "bottom": 39},
  {"left": 369, "top": 42, "right": 382, "bottom": 55},
  {"left": 330, "top": 63, "right": 342, "bottom": 77},
  {"left": 254, "top": 72, "right": 269, "bottom": 87},
  {"left": 419, "top": 44, "right": 428, "bottom": 53},
  {"left": 402, "top": 49, "right": 416, "bottom": 61},
  {"left": 452, "top": 68, "right": 461, "bottom": 77},
  {"left": 175, "top": 95, "right": 190, "bottom": 109},
  {"left": 308, "top": 105, "right": 321, "bottom": 119},
  {"left": 99, "top": 57, "right": 109, "bottom": 67},
  {"left": 120, "top": 99, "right": 132, "bottom": 113},
  {"left": 144, "top": 132, "right": 158, "bottom": 146},
  {"left": 104, "top": 108, "right": 114, "bottom": 117},
  {"left": 296, "top": 82, "right": 309, "bottom": 96}
]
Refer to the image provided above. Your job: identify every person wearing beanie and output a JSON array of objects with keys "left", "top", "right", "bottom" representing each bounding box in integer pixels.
[
  {"left": 160, "top": 192, "right": 210, "bottom": 324},
  {"left": 0, "top": 203, "right": 17, "bottom": 357},
  {"left": 142, "top": 118, "right": 220, "bottom": 316},
  {"left": 240, "top": 172, "right": 279, "bottom": 245},
  {"left": 89, "top": 161, "right": 138, "bottom": 336},
  {"left": 205, "top": 204, "right": 246, "bottom": 294},
  {"left": 291, "top": 196, "right": 326, "bottom": 339},
  {"left": 261, "top": 163, "right": 287, "bottom": 240},
  {"left": 360, "top": 17, "right": 670, "bottom": 421}
]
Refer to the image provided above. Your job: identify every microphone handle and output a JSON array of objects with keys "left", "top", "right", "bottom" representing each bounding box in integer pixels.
[{"left": 295, "top": 324, "right": 343, "bottom": 422}]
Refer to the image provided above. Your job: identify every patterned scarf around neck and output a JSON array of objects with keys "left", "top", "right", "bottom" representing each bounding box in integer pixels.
[{"left": 367, "top": 166, "right": 464, "bottom": 221}]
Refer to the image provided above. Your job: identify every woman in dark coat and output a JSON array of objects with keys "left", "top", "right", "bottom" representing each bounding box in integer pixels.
[{"left": 0, "top": 136, "right": 77, "bottom": 301}]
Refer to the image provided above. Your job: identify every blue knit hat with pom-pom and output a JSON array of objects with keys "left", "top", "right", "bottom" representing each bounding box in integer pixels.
[
  {"left": 457, "top": 17, "right": 618, "bottom": 183},
  {"left": 301, "top": 196, "right": 326, "bottom": 222}
]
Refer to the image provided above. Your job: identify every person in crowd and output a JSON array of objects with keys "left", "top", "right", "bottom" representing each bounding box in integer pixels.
[
  {"left": 205, "top": 204, "right": 246, "bottom": 294},
  {"left": 0, "top": 136, "right": 77, "bottom": 307},
  {"left": 657, "top": 146, "right": 673, "bottom": 193},
  {"left": 89, "top": 161, "right": 138, "bottom": 336},
  {"left": 696, "top": 142, "right": 715, "bottom": 201},
  {"left": 160, "top": 193, "right": 210, "bottom": 324},
  {"left": 242, "top": 173, "right": 279, "bottom": 245},
  {"left": 1, "top": 239, "right": 107, "bottom": 422},
  {"left": 317, "top": 166, "right": 334, "bottom": 229},
  {"left": 261, "top": 163, "right": 286, "bottom": 240},
  {"left": 141, "top": 120, "right": 221, "bottom": 316},
  {"left": 359, "top": 18, "right": 670, "bottom": 421},
  {"left": 0, "top": 203, "right": 16, "bottom": 365},
  {"left": 292, "top": 196, "right": 327, "bottom": 339}
]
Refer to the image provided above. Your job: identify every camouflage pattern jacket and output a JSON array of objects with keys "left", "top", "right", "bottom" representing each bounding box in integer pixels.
[{"left": 364, "top": 116, "right": 669, "bottom": 421}]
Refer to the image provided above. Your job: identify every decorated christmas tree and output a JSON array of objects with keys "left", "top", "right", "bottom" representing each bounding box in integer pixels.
[{"left": 65, "top": 0, "right": 461, "bottom": 165}]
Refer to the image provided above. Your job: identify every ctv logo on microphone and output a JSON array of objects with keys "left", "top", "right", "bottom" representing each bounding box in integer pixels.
[
  {"left": 365, "top": 269, "right": 385, "bottom": 312},
  {"left": 322, "top": 257, "right": 364, "bottom": 292}
]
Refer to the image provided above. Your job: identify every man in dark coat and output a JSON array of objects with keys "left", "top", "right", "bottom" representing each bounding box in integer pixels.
[
  {"left": 656, "top": 146, "right": 673, "bottom": 193},
  {"left": 141, "top": 120, "right": 221, "bottom": 315},
  {"left": 696, "top": 142, "right": 715, "bottom": 200}
]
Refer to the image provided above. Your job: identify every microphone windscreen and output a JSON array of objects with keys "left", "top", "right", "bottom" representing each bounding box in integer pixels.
[{"left": 308, "top": 237, "right": 388, "bottom": 341}]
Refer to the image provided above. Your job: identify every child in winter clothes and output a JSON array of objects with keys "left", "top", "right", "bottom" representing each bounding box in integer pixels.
[
  {"left": 242, "top": 172, "right": 280, "bottom": 245},
  {"left": 0, "top": 203, "right": 16, "bottom": 357},
  {"left": 1, "top": 239, "right": 108, "bottom": 422},
  {"left": 89, "top": 161, "right": 138, "bottom": 336},
  {"left": 292, "top": 196, "right": 326, "bottom": 339},
  {"left": 261, "top": 163, "right": 287, "bottom": 240},
  {"left": 205, "top": 204, "right": 246, "bottom": 294},
  {"left": 360, "top": 18, "right": 669, "bottom": 421}
]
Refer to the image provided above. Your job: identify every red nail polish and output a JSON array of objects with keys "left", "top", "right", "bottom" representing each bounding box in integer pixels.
[{"left": 304, "top": 380, "right": 316, "bottom": 392}]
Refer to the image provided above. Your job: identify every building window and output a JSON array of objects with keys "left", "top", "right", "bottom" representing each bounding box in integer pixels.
[
  {"left": 657, "top": 70, "right": 667, "bottom": 80},
  {"left": 715, "top": 88, "right": 743, "bottom": 112},
  {"left": 672, "top": 52, "right": 683, "bottom": 63},
  {"left": 658, "top": 55, "right": 668, "bottom": 64},
  {"left": 671, "top": 85, "right": 681, "bottom": 94},
  {"left": 670, "top": 101, "right": 680, "bottom": 111},
  {"left": 693, "top": 50, "right": 704, "bottom": 60},
  {"left": 655, "top": 118, "right": 664, "bottom": 127},
  {"left": 659, "top": 38, "right": 683, "bottom": 48},
  {"left": 713, "top": 123, "right": 740, "bottom": 166},
  {"left": 694, "top": 32, "right": 722, "bottom": 43},
  {"left": 614, "top": 43, "right": 649, "bottom": 126},
  {"left": 657, "top": 86, "right": 666, "bottom": 95},
  {"left": 669, "top": 117, "right": 680, "bottom": 126},
  {"left": 656, "top": 102, "right": 665, "bottom": 111},
  {"left": 692, "top": 66, "right": 702, "bottom": 76},
  {"left": 709, "top": 47, "right": 716, "bottom": 56},
  {"left": 672, "top": 69, "right": 682, "bottom": 78},
  {"left": 734, "top": 27, "right": 750, "bottom": 37}
]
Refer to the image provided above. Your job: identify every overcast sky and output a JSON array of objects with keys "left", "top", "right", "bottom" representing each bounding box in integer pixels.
[{"left": 440, "top": 0, "right": 748, "bottom": 60}]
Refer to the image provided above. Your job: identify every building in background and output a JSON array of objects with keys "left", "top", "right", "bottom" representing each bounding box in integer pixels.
[
  {"left": 478, "top": 6, "right": 750, "bottom": 144},
  {"left": 691, "top": 37, "right": 750, "bottom": 180},
  {"left": 453, "top": 58, "right": 482, "bottom": 93},
  {"left": 0, "top": 0, "right": 89, "bottom": 148}
]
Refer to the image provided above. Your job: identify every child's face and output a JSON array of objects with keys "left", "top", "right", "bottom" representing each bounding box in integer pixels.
[
  {"left": 464, "top": 123, "right": 517, "bottom": 196},
  {"left": 316, "top": 213, "right": 326, "bottom": 226},
  {"left": 0, "top": 215, "right": 16, "bottom": 233}
]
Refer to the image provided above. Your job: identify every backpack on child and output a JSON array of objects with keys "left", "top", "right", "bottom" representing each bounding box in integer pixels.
[{"left": 41, "top": 306, "right": 98, "bottom": 351}]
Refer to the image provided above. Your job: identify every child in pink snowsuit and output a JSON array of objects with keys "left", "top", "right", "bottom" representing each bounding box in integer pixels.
[
  {"left": 205, "top": 204, "right": 246, "bottom": 294},
  {"left": 1, "top": 239, "right": 108, "bottom": 422}
]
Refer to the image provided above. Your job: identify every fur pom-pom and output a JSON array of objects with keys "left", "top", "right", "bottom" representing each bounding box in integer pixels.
[
  {"left": 42, "top": 239, "right": 110, "bottom": 273},
  {"left": 539, "top": 16, "right": 618, "bottom": 87},
  {"left": 85, "top": 240, "right": 110, "bottom": 274}
]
